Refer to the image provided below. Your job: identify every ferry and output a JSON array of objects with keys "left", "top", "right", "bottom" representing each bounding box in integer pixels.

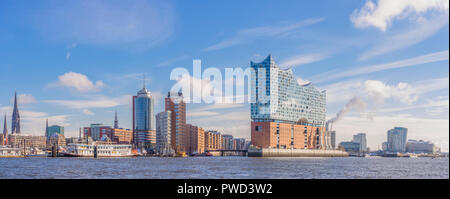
[{"left": 62, "top": 143, "right": 137, "bottom": 157}]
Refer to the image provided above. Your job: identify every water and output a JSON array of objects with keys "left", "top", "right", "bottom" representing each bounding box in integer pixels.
[{"left": 0, "top": 157, "right": 448, "bottom": 179}]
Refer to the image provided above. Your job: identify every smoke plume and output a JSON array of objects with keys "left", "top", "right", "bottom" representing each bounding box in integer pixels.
[{"left": 327, "top": 96, "right": 367, "bottom": 125}]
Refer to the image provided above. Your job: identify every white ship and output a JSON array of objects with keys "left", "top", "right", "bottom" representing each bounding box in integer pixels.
[{"left": 62, "top": 143, "right": 137, "bottom": 157}]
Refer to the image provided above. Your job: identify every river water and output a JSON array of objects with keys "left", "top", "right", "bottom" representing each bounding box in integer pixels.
[{"left": 0, "top": 157, "right": 448, "bottom": 179}]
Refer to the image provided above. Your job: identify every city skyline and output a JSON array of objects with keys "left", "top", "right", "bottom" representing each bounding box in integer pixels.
[{"left": 0, "top": 0, "right": 448, "bottom": 151}]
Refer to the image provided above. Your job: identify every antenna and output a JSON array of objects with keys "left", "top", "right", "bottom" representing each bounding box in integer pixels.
[{"left": 143, "top": 73, "right": 146, "bottom": 89}]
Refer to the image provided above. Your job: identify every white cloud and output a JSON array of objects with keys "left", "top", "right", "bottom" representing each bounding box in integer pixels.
[
  {"left": 203, "top": 18, "right": 325, "bottom": 51},
  {"left": 51, "top": 72, "right": 105, "bottom": 93},
  {"left": 11, "top": 93, "right": 37, "bottom": 104},
  {"left": 364, "top": 80, "right": 418, "bottom": 104},
  {"left": 82, "top": 109, "right": 95, "bottom": 116},
  {"left": 279, "top": 53, "right": 327, "bottom": 69},
  {"left": 351, "top": 0, "right": 449, "bottom": 31},
  {"left": 313, "top": 50, "right": 449, "bottom": 83},
  {"left": 44, "top": 95, "right": 131, "bottom": 109},
  {"left": 323, "top": 77, "right": 449, "bottom": 105},
  {"left": 358, "top": 11, "right": 449, "bottom": 60}
]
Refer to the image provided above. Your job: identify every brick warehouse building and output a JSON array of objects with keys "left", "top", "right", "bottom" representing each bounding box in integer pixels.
[{"left": 250, "top": 55, "right": 328, "bottom": 149}]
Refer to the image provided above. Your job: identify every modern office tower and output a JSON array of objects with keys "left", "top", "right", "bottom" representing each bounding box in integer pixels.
[
  {"left": 330, "top": 131, "right": 336, "bottom": 149},
  {"left": 387, "top": 127, "right": 408, "bottom": 152},
  {"left": 2, "top": 114, "right": 7, "bottom": 145},
  {"left": 204, "top": 130, "right": 223, "bottom": 150},
  {"left": 156, "top": 111, "right": 173, "bottom": 154},
  {"left": 133, "top": 85, "right": 156, "bottom": 147},
  {"left": 165, "top": 91, "right": 186, "bottom": 152},
  {"left": 352, "top": 133, "right": 367, "bottom": 152},
  {"left": 11, "top": 91, "right": 21, "bottom": 134},
  {"left": 46, "top": 124, "right": 64, "bottom": 139},
  {"left": 406, "top": 140, "right": 439, "bottom": 154},
  {"left": 186, "top": 124, "right": 205, "bottom": 154},
  {"left": 250, "top": 55, "right": 327, "bottom": 149},
  {"left": 114, "top": 111, "right": 119, "bottom": 129},
  {"left": 222, "top": 134, "right": 234, "bottom": 150}
]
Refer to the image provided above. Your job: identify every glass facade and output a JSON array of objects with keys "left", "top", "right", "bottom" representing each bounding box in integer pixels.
[
  {"left": 250, "top": 55, "right": 326, "bottom": 126},
  {"left": 134, "top": 88, "right": 155, "bottom": 131},
  {"left": 46, "top": 125, "right": 64, "bottom": 139}
]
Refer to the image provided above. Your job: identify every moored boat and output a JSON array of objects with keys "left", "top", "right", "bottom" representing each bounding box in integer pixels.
[{"left": 61, "top": 142, "right": 137, "bottom": 157}]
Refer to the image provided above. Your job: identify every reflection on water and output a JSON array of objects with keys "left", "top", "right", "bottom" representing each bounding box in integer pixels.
[{"left": 0, "top": 157, "right": 448, "bottom": 179}]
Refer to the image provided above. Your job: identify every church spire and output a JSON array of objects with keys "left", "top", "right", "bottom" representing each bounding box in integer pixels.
[
  {"left": 45, "top": 118, "right": 49, "bottom": 138},
  {"left": 2, "top": 114, "right": 7, "bottom": 145},
  {"left": 11, "top": 91, "right": 20, "bottom": 134},
  {"left": 114, "top": 110, "right": 119, "bottom": 129}
]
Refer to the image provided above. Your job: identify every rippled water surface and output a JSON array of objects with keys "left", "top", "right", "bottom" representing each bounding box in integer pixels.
[{"left": 0, "top": 157, "right": 448, "bottom": 179}]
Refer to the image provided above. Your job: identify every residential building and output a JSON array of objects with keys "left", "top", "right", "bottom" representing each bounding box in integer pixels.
[
  {"left": 205, "top": 130, "right": 222, "bottom": 150},
  {"left": 222, "top": 134, "right": 234, "bottom": 150},
  {"left": 156, "top": 111, "right": 173, "bottom": 154},
  {"left": 352, "top": 133, "right": 367, "bottom": 152},
  {"left": 250, "top": 55, "right": 327, "bottom": 149},
  {"left": 110, "top": 128, "right": 133, "bottom": 144},
  {"left": 165, "top": 91, "right": 187, "bottom": 152},
  {"left": 133, "top": 85, "right": 156, "bottom": 147},
  {"left": 8, "top": 134, "right": 46, "bottom": 149},
  {"left": 387, "top": 127, "right": 408, "bottom": 152},
  {"left": 186, "top": 124, "right": 205, "bottom": 154}
]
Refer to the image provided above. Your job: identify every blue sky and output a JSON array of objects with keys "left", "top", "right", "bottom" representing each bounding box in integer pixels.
[{"left": 0, "top": 0, "right": 449, "bottom": 151}]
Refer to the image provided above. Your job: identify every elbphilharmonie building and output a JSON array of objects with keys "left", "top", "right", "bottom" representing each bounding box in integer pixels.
[{"left": 250, "top": 55, "right": 329, "bottom": 149}]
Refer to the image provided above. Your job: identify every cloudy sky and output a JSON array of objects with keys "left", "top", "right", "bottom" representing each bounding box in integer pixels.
[{"left": 0, "top": 0, "right": 448, "bottom": 151}]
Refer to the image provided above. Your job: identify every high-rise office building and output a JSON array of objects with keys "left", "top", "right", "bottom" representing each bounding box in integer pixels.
[
  {"left": 352, "top": 133, "right": 367, "bottom": 152},
  {"left": 165, "top": 91, "right": 186, "bottom": 152},
  {"left": 11, "top": 91, "right": 20, "bottom": 134},
  {"left": 156, "top": 111, "right": 173, "bottom": 154},
  {"left": 387, "top": 127, "right": 408, "bottom": 152},
  {"left": 250, "top": 55, "right": 327, "bottom": 149},
  {"left": 133, "top": 85, "right": 156, "bottom": 147}
]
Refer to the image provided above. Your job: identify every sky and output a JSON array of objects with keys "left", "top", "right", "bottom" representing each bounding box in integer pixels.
[{"left": 0, "top": 0, "right": 448, "bottom": 151}]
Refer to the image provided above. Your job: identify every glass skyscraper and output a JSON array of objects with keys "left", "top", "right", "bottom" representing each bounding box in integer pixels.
[{"left": 133, "top": 86, "right": 156, "bottom": 147}]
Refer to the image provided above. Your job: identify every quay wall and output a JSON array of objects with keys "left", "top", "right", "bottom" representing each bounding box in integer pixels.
[{"left": 248, "top": 148, "right": 348, "bottom": 157}]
